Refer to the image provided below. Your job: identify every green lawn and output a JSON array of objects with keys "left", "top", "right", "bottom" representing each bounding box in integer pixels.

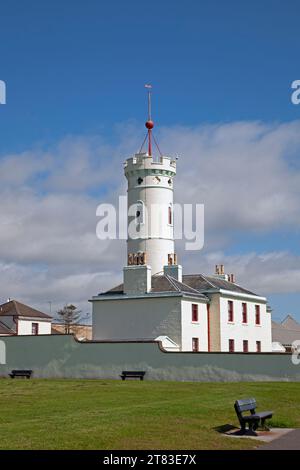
[{"left": 0, "top": 379, "right": 299, "bottom": 450}]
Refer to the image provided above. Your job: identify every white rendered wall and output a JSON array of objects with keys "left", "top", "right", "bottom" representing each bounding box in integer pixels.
[
  {"left": 17, "top": 319, "right": 52, "bottom": 335},
  {"left": 219, "top": 296, "right": 272, "bottom": 352},
  {"left": 181, "top": 299, "right": 209, "bottom": 351},
  {"left": 92, "top": 296, "right": 182, "bottom": 346},
  {"left": 125, "top": 153, "right": 176, "bottom": 274}
]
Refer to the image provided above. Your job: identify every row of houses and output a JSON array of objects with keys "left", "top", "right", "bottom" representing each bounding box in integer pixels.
[
  {"left": 0, "top": 299, "right": 92, "bottom": 340},
  {"left": 0, "top": 298, "right": 298, "bottom": 352}
]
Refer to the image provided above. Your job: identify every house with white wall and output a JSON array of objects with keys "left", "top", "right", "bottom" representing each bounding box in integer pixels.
[
  {"left": 92, "top": 267, "right": 210, "bottom": 351},
  {"left": 92, "top": 265, "right": 272, "bottom": 352},
  {"left": 0, "top": 300, "right": 52, "bottom": 336},
  {"left": 91, "top": 91, "right": 272, "bottom": 352}
]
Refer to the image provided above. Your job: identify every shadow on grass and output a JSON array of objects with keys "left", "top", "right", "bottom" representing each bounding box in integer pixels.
[{"left": 214, "top": 424, "right": 237, "bottom": 434}]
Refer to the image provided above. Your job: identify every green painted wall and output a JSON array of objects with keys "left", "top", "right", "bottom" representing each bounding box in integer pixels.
[{"left": 0, "top": 335, "right": 299, "bottom": 381}]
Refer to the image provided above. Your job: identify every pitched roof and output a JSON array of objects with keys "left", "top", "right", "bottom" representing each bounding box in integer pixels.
[
  {"left": 152, "top": 274, "right": 207, "bottom": 296},
  {"left": 281, "top": 314, "right": 300, "bottom": 331},
  {"left": 0, "top": 300, "right": 52, "bottom": 319},
  {"left": 182, "top": 274, "right": 260, "bottom": 297},
  {"left": 272, "top": 318, "right": 300, "bottom": 346},
  {"left": 102, "top": 272, "right": 261, "bottom": 298},
  {"left": 0, "top": 321, "right": 14, "bottom": 335},
  {"left": 103, "top": 274, "right": 208, "bottom": 299}
]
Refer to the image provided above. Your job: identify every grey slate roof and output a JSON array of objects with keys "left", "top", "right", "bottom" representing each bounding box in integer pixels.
[
  {"left": 101, "top": 272, "right": 260, "bottom": 298},
  {"left": 152, "top": 274, "right": 207, "bottom": 297},
  {"left": 182, "top": 274, "right": 259, "bottom": 296},
  {"left": 103, "top": 274, "right": 208, "bottom": 299}
]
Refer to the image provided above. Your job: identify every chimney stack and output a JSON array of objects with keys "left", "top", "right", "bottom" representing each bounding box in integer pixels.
[
  {"left": 128, "top": 252, "right": 147, "bottom": 266},
  {"left": 215, "top": 264, "right": 225, "bottom": 275},
  {"left": 214, "top": 265, "right": 232, "bottom": 281},
  {"left": 123, "top": 265, "right": 151, "bottom": 295},
  {"left": 164, "top": 264, "right": 182, "bottom": 282},
  {"left": 168, "top": 253, "right": 178, "bottom": 266}
]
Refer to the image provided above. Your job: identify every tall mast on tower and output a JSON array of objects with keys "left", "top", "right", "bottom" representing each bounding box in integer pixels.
[{"left": 145, "top": 84, "right": 154, "bottom": 156}]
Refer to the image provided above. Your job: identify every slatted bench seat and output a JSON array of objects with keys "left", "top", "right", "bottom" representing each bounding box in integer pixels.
[
  {"left": 234, "top": 398, "right": 273, "bottom": 435},
  {"left": 9, "top": 370, "right": 33, "bottom": 379},
  {"left": 120, "top": 371, "right": 146, "bottom": 381}
]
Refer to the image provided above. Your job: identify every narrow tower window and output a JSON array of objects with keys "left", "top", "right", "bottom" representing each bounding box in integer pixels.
[
  {"left": 168, "top": 204, "right": 173, "bottom": 225},
  {"left": 136, "top": 201, "right": 144, "bottom": 224}
]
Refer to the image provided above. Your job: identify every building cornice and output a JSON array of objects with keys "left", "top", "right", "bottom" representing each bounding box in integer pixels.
[
  {"left": 204, "top": 289, "right": 267, "bottom": 303},
  {"left": 90, "top": 291, "right": 208, "bottom": 302}
]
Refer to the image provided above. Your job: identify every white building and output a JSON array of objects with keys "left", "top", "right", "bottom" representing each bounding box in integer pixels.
[
  {"left": 0, "top": 299, "right": 52, "bottom": 336},
  {"left": 91, "top": 92, "right": 272, "bottom": 352}
]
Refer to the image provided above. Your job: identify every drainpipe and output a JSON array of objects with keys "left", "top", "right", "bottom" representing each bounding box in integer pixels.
[{"left": 207, "top": 304, "right": 211, "bottom": 352}]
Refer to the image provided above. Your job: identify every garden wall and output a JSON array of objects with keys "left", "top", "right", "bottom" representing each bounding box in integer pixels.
[{"left": 0, "top": 335, "right": 299, "bottom": 381}]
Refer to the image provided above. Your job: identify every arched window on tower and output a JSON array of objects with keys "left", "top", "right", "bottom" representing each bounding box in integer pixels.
[
  {"left": 168, "top": 204, "right": 173, "bottom": 225},
  {"left": 136, "top": 200, "right": 144, "bottom": 225}
]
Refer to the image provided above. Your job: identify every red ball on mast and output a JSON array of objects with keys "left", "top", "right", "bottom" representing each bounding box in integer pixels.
[{"left": 145, "top": 120, "right": 154, "bottom": 129}]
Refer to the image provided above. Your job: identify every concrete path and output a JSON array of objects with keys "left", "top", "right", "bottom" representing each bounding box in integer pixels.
[{"left": 258, "top": 429, "right": 300, "bottom": 450}]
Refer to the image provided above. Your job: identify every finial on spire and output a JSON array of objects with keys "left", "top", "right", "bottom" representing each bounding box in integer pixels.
[{"left": 145, "top": 84, "right": 154, "bottom": 156}]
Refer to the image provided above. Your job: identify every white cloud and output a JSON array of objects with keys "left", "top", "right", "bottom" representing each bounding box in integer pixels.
[
  {"left": 157, "top": 121, "right": 300, "bottom": 235},
  {"left": 184, "top": 250, "right": 300, "bottom": 295},
  {"left": 0, "top": 120, "right": 300, "bottom": 315}
]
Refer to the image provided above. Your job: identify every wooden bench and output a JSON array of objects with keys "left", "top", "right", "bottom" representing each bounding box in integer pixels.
[
  {"left": 234, "top": 398, "right": 273, "bottom": 435},
  {"left": 120, "top": 371, "right": 146, "bottom": 381},
  {"left": 9, "top": 370, "right": 33, "bottom": 379}
]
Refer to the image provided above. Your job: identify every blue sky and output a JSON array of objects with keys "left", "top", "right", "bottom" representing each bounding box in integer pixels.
[
  {"left": 1, "top": 0, "right": 299, "bottom": 151},
  {"left": 0, "top": 0, "right": 300, "bottom": 320}
]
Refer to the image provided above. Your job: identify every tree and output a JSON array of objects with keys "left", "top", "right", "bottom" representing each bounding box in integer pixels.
[{"left": 56, "top": 304, "right": 82, "bottom": 334}]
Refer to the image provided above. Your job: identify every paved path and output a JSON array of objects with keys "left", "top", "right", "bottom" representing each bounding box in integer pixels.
[{"left": 258, "top": 429, "right": 300, "bottom": 450}]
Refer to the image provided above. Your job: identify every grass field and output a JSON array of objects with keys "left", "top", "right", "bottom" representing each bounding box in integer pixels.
[{"left": 0, "top": 379, "right": 299, "bottom": 450}]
